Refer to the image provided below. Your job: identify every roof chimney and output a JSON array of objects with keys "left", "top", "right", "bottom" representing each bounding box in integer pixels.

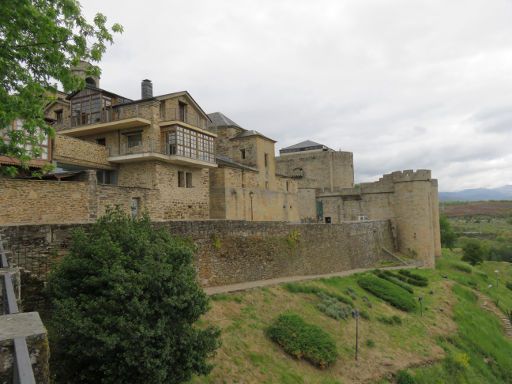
[{"left": 141, "top": 79, "right": 153, "bottom": 99}]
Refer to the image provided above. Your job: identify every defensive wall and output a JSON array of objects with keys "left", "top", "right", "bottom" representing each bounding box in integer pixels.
[
  {"left": 0, "top": 220, "right": 397, "bottom": 288},
  {"left": 314, "top": 170, "right": 441, "bottom": 268}
]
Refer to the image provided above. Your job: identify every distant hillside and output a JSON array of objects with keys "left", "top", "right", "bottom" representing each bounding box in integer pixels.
[
  {"left": 441, "top": 201, "right": 512, "bottom": 217},
  {"left": 439, "top": 185, "right": 512, "bottom": 202}
]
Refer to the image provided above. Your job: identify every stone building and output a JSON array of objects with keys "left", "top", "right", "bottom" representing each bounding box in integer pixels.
[
  {"left": 276, "top": 141, "right": 441, "bottom": 267},
  {"left": 207, "top": 112, "right": 298, "bottom": 221}
]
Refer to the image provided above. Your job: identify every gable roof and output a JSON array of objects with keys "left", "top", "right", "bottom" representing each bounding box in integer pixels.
[
  {"left": 208, "top": 112, "right": 243, "bottom": 129},
  {"left": 279, "top": 140, "right": 330, "bottom": 154},
  {"left": 231, "top": 130, "right": 276, "bottom": 143}
]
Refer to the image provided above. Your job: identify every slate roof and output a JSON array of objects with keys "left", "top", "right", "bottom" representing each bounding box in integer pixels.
[
  {"left": 231, "top": 130, "right": 276, "bottom": 143},
  {"left": 208, "top": 112, "right": 243, "bottom": 129},
  {"left": 215, "top": 154, "right": 258, "bottom": 172},
  {"left": 279, "top": 140, "right": 330, "bottom": 154}
]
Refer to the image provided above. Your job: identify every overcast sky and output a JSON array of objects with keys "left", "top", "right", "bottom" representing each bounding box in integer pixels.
[{"left": 80, "top": 0, "right": 512, "bottom": 192}]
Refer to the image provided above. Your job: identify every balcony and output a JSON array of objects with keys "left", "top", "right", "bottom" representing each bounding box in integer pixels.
[
  {"left": 160, "top": 108, "right": 207, "bottom": 131},
  {"left": 107, "top": 139, "right": 217, "bottom": 168}
]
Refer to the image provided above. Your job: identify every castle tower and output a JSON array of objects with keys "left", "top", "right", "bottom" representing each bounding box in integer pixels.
[{"left": 71, "top": 61, "right": 100, "bottom": 88}]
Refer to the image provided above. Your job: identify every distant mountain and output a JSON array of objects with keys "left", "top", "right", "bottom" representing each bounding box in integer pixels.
[{"left": 439, "top": 186, "right": 512, "bottom": 202}]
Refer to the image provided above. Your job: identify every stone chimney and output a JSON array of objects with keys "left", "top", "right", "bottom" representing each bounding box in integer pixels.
[{"left": 141, "top": 79, "right": 153, "bottom": 99}]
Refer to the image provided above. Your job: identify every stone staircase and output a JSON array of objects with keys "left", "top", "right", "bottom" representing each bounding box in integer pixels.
[{"left": 474, "top": 290, "right": 512, "bottom": 339}]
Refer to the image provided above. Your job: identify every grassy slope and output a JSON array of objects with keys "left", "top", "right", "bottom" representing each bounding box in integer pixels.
[{"left": 188, "top": 252, "right": 512, "bottom": 384}]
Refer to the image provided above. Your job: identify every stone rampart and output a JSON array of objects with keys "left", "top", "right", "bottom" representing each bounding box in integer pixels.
[{"left": 0, "top": 220, "right": 396, "bottom": 287}]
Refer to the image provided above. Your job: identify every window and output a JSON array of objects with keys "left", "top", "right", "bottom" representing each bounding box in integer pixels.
[
  {"left": 1, "top": 119, "right": 50, "bottom": 162},
  {"left": 131, "top": 198, "right": 140, "bottom": 219},
  {"left": 240, "top": 149, "right": 246, "bottom": 159},
  {"left": 186, "top": 172, "right": 192, "bottom": 188},
  {"left": 160, "top": 101, "right": 165, "bottom": 119},
  {"left": 162, "top": 126, "right": 215, "bottom": 163},
  {"left": 264, "top": 153, "right": 268, "bottom": 167},
  {"left": 96, "top": 138, "right": 106, "bottom": 146},
  {"left": 286, "top": 181, "right": 289, "bottom": 191},
  {"left": 55, "top": 110, "right": 63, "bottom": 123},
  {"left": 97, "top": 170, "right": 117, "bottom": 185},
  {"left": 179, "top": 102, "right": 187, "bottom": 122},
  {"left": 127, "top": 133, "right": 142, "bottom": 148},
  {"left": 178, "top": 171, "right": 185, "bottom": 187}
]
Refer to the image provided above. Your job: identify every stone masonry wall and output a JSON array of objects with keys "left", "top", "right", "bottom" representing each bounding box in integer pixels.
[
  {"left": 0, "top": 220, "right": 395, "bottom": 287},
  {"left": 53, "top": 134, "right": 113, "bottom": 170}
]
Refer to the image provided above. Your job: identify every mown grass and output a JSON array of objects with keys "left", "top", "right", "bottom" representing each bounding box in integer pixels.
[{"left": 188, "top": 251, "right": 512, "bottom": 384}]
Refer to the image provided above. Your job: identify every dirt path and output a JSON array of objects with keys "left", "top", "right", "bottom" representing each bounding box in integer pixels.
[
  {"left": 474, "top": 290, "right": 512, "bottom": 338},
  {"left": 204, "top": 264, "right": 417, "bottom": 295}
]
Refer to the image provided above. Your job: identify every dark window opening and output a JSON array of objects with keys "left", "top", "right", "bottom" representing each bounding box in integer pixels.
[
  {"left": 127, "top": 133, "right": 142, "bottom": 148},
  {"left": 186, "top": 172, "right": 192, "bottom": 188},
  {"left": 179, "top": 102, "right": 187, "bottom": 122},
  {"left": 55, "top": 110, "right": 63, "bottom": 123},
  {"left": 96, "top": 138, "right": 106, "bottom": 146},
  {"left": 160, "top": 101, "right": 165, "bottom": 119},
  {"left": 178, "top": 171, "right": 185, "bottom": 187},
  {"left": 240, "top": 148, "right": 246, "bottom": 159},
  {"left": 325, "top": 217, "right": 331, "bottom": 224},
  {"left": 97, "top": 170, "right": 117, "bottom": 185},
  {"left": 286, "top": 181, "right": 289, "bottom": 191},
  {"left": 264, "top": 153, "right": 268, "bottom": 167}
]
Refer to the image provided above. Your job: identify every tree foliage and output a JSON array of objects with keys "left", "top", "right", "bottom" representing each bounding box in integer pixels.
[
  {"left": 461, "top": 239, "right": 484, "bottom": 266},
  {"left": 440, "top": 215, "right": 456, "bottom": 249},
  {"left": 0, "top": 0, "right": 122, "bottom": 176},
  {"left": 46, "top": 207, "right": 220, "bottom": 383}
]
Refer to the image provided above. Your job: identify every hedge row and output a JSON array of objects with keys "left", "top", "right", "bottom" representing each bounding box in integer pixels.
[
  {"left": 373, "top": 270, "right": 414, "bottom": 294},
  {"left": 267, "top": 313, "right": 339, "bottom": 368},
  {"left": 358, "top": 275, "right": 418, "bottom": 312},
  {"left": 283, "top": 282, "right": 354, "bottom": 306},
  {"left": 396, "top": 269, "right": 429, "bottom": 287}
]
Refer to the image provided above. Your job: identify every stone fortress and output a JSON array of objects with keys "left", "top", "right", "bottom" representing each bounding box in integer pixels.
[{"left": 0, "top": 62, "right": 441, "bottom": 270}]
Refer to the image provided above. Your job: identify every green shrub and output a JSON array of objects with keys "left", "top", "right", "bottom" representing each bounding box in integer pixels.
[
  {"left": 283, "top": 283, "right": 354, "bottom": 306},
  {"left": 374, "top": 270, "right": 414, "bottom": 293},
  {"left": 377, "top": 315, "right": 402, "bottom": 325},
  {"left": 366, "top": 339, "right": 375, "bottom": 347},
  {"left": 462, "top": 239, "right": 484, "bottom": 266},
  {"left": 358, "top": 275, "right": 418, "bottom": 312},
  {"left": 361, "top": 295, "right": 373, "bottom": 308},
  {"left": 317, "top": 292, "right": 352, "bottom": 320},
  {"left": 450, "top": 262, "right": 472, "bottom": 274},
  {"left": 396, "top": 370, "right": 416, "bottom": 384},
  {"left": 46, "top": 206, "right": 220, "bottom": 384},
  {"left": 360, "top": 309, "right": 370, "bottom": 320},
  {"left": 397, "top": 269, "right": 429, "bottom": 287},
  {"left": 267, "top": 313, "right": 338, "bottom": 368}
]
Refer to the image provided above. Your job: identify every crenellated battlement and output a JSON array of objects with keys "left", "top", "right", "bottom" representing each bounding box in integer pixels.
[{"left": 387, "top": 169, "right": 432, "bottom": 183}]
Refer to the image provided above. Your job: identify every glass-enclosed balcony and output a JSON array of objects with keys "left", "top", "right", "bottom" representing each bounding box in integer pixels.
[{"left": 107, "top": 125, "right": 216, "bottom": 168}]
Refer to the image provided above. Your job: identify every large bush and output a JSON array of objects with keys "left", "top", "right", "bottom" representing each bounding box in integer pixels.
[
  {"left": 358, "top": 275, "right": 417, "bottom": 312},
  {"left": 267, "top": 313, "right": 338, "bottom": 368},
  {"left": 46, "top": 207, "right": 220, "bottom": 384},
  {"left": 440, "top": 216, "right": 457, "bottom": 249}
]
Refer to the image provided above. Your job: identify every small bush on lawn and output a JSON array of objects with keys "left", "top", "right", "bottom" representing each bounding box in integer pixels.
[
  {"left": 374, "top": 270, "right": 414, "bottom": 293},
  {"left": 360, "top": 309, "right": 370, "bottom": 320},
  {"left": 358, "top": 275, "right": 417, "bottom": 312},
  {"left": 317, "top": 292, "right": 352, "bottom": 320},
  {"left": 366, "top": 339, "right": 375, "bottom": 347},
  {"left": 397, "top": 270, "right": 429, "bottom": 287},
  {"left": 377, "top": 315, "right": 402, "bottom": 325},
  {"left": 267, "top": 313, "right": 338, "bottom": 368},
  {"left": 284, "top": 283, "right": 354, "bottom": 306},
  {"left": 396, "top": 370, "right": 416, "bottom": 384},
  {"left": 450, "top": 262, "right": 472, "bottom": 274},
  {"left": 506, "top": 281, "right": 512, "bottom": 291}
]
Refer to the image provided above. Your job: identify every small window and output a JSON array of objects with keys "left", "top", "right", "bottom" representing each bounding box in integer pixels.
[
  {"left": 264, "top": 153, "right": 268, "bottom": 167},
  {"left": 96, "top": 138, "right": 106, "bottom": 146},
  {"left": 160, "top": 101, "right": 165, "bottom": 119},
  {"left": 97, "top": 170, "right": 117, "bottom": 185},
  {"left": 55, "top": 110, "right": 63, "bottom": 123},
  {"left": 131, "top": 198, "right": 140, "bottom": 219},
  {"left": 127, "top": 133, "right": 142, "bottom": 148},
  {"left": 325, "top": 217, "right": 331, "bottom": 224},
  {"left": 186, "top": 172, "right": 192, "bottom": 188},
  {"left": 286, "top": 181, "right": 289, "bottom": 191},
  {"left": 178, "top": 171, "right": 185, "bottom": 187},
  {"left": 240, "top": 149, "right": 246, "bottom": 159}
]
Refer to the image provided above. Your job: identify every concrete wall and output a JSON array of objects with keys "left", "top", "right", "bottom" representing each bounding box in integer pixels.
[{"left": 0, "top": 220, "right": 396, "bottom": 287}]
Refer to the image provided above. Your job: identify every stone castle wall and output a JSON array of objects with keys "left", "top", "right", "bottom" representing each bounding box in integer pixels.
[{"left": 0, "top": 220, "right": 396, "bottom": 287}]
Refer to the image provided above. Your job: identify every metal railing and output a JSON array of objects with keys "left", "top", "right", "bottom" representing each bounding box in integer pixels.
[{"left": 0, "top": 234, "right": 36, "bottom": 384}]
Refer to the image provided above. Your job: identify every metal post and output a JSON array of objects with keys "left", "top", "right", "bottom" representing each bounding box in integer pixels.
[
  {"left": 249, "top": 191, "right": 254, "bottom": 221},
  {"left": 419, "top": 296, "right": 423, "bottom": 317},
  {"left": 352, "top": 308, "right": 360, "bottom": 360},
  {"left": 495, "top": 270, "right": 499, "bottom": 288}
]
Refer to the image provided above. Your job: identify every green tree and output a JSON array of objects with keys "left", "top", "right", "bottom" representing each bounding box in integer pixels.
[
  {"left": 440, "top": 215, "right": 457, "bottom": 249},
  {"left": 46, "top": 207, "right": 220, "bottom": 383},
  {"left": 461, "top": 239, "right": 484, "bottom": 266},
  {"left": 0, "top": 0, "right": 122, "bottom": 176}
]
